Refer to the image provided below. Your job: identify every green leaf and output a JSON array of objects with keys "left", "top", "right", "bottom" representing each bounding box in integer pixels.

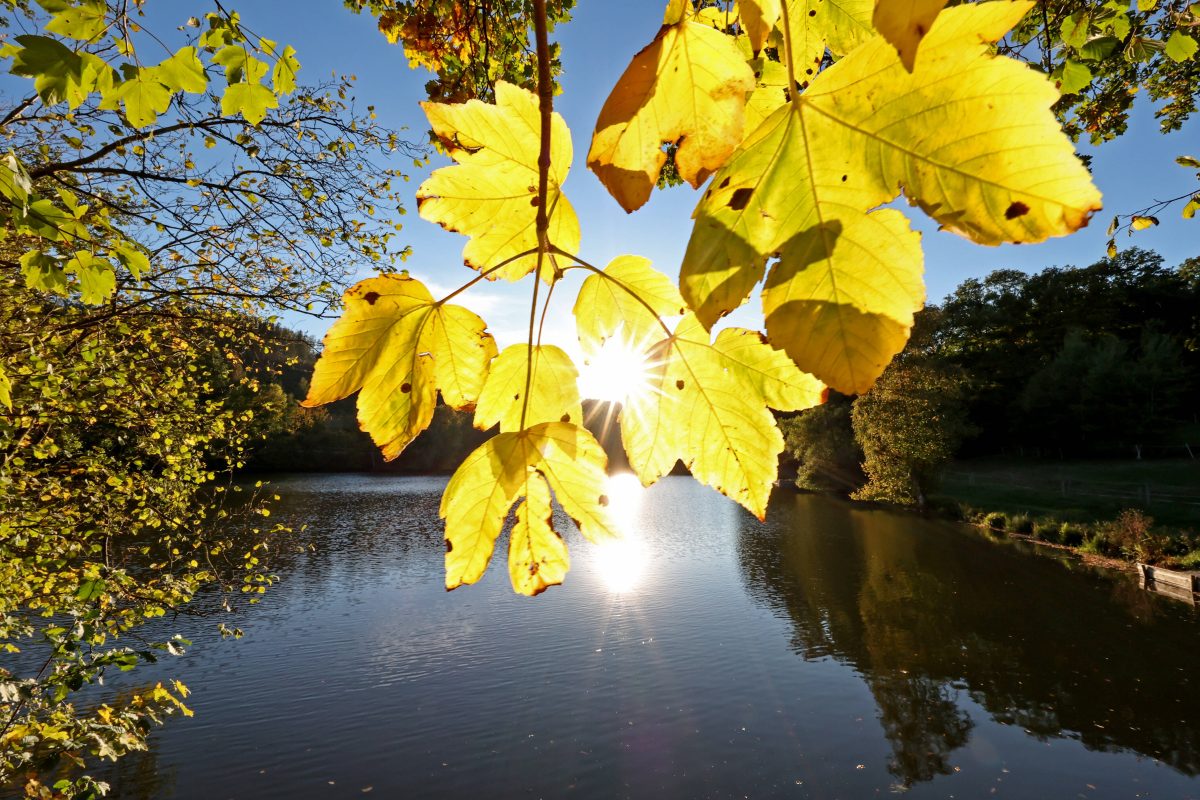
[
  {"left": 1125, "top": 36, "right": 1164, "bottom": 63},
  {"left": 213, "top": 45, "right": 268, "bottom": 85},
  {"left": 0, "top": 363, "right": 12, "bottom": 411},
  {"left": 20, "top": 249, "right": 67, "bottom": 293},
  {"left": 474, "top": 344, "right": 582, "bottom": 432},
  {"left": 0, "top": 151, "right": 33, "bottom": 208},
  {"left": 65, "top": 251, "right": 116, "bottom": 304},
  {"left": 441, "top": 422, "right": 616, "bottom": 591},
  {"left": 221, "top": 82, "right": 278, "bottom": 125},
  {"left": 1164, "top": 31, "right": 1199, "bottom": 63},
  {"left": 1060, "top": 11, "right": 1091, "bottom": 50},
  {"left": 271, "top": 44, "right": 300, "bottom": 95},
  {"left": 1177, "top": 155, "right": 1200, "bottom": 169},
  {"left": 1054, "top": 59, "right": 1092, "bottom": 95},
  {"left": 155, "top": 46, "right": 207, "bottom": 94},
  {"left": 75, "top": 578, "right": 104, "bottom": 602},
  {"left": 1077, "top": 35, "right": 1120, "bottom": 61},
  {"left": 113, "top": 68, "right": 172, "bottom": 128},
  {"left": 44, "top": 0, "right": 107, "bottom": 42},
  {"left": 9, "top": 35, "right": 97, "bottom": 107},
  {"left": 1137, "top": 0, "right": 1157, "bottom": 10},
  {"left": 112, "top": 242, "right": 149, "bottom": 279}
]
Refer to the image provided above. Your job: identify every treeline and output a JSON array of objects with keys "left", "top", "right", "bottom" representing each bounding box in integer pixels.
[
  {"left": 780, "top": 248, "right": 1200, "bottom": 505},
  {"left": 232, "top": 324, "right": 491, "bottom": 473}
]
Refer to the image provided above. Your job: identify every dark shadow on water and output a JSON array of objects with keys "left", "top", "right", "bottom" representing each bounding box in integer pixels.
[{"left": 737, "top": 492, "right": 1200, "bottom": 787}]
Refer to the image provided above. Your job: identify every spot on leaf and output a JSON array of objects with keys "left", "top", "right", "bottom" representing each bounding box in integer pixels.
[
  {"left": 729, "top": 187, "right": 754, "bottom": 211},
  {"left": 1005, "top": 201, "right": 1030, "bottom": 219}
]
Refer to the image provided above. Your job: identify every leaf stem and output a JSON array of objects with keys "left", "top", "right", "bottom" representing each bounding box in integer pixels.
[
  {"left": 520, "top": 0, "right": 555, "bottom": 431},
  {"left": 778, "top": 0, "right": 802, "bottom": 111},
  {"left": 551, "top": 245, "right": 675, "bottom": 340},
  {"left": 435, "top": 246, "right": 539, "bottom": 306}
]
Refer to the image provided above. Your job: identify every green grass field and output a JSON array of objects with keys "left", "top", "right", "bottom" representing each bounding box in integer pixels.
[{"left": 935, "top": 458, "right": 1200, "bottom": 531}]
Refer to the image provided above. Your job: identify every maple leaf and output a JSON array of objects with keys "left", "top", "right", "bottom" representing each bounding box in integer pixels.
[
  {"left": 619, "top": 314, "right": 823, "bottom": 519},
  {"left": 573, "top": 255, "right": 687, "bottom": 355},
  {"left": 418, "top": 81, "right": 580, "bottom": 281},
  {"left": 302, "top": 274, "right": 496, "bottom": 460},
  {"left": 441, "top": 422, "right": 616, "bottom": 592},
  {"left": 587, "top": 3, "right": 755, "bottom": 212},
  {"left": 872, "top": 0, "right": 950, "bottom": 71},
  {"left": 474, "top": 344, "right": 583, "bottom": 432},
  {"left": 681, "top": 0, "right": 1102, "bottom": 394},
  {"left": 740, "top": 0, "right": 783, "bottom": 53}
]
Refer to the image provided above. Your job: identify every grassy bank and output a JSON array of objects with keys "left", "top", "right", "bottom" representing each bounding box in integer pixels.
[{"left": 932, "top": 458, "right": 1200, "bottom": 569}]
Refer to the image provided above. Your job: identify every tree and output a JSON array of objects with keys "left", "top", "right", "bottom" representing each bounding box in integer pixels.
[
  {"left": 304, "top": 0, "right": 1102, "bottom": 597},
  {"left": 851, "top": 362, "right": 975, "bottom": 507},
  {"left": 779, "top": 394, "right": 864, "bottom": 495},
  {"left": 0, "top": 2, "right": 424, "bottom": 795}
]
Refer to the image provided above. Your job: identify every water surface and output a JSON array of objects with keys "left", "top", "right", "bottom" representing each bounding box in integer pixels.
[{"left": 98, "top": 476, "right": 1200, "bottom": 799}]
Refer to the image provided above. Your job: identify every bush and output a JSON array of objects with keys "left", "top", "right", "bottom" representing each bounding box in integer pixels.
[
  {"left": 982, "top": 511, "right": 1007, "bottom": 530},
  {"left": 1080, "top": 531, "right": 1112, "bottom": 556},
  {"left": 1059, "top": 523, "right": 1086, "bottom": 547},
  {"left": 1033, "top": 521, "right": 1061, "bottom": 543},
  {"left": 1176, "top": 550, "right": 1200, "bottom": 570},
  {"left": 1101, "top": 509, "right": 1169, "bottom": 563},
  {"left": 1010, "top": 514, "right": 1034, "bottom": 534}
]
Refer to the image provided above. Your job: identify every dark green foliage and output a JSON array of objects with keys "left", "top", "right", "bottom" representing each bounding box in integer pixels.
[
  {"left": 779, "top": 393, "right": 863, "bottom": 494},
  {"left": 850, "top": 362, "right": 974, "bottom": 507},
  {"left": 931, "top": 249, "right": 1199, "bottom": 455}
]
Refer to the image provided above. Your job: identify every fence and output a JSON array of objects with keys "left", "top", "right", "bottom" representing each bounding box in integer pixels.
[{"left": 941, "top": 470, "right": 1200, "bottom": 509}]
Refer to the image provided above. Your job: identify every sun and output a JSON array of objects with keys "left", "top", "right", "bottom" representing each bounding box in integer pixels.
[{"left": 576, "top": 336, "right": 654, "bottom": 405}]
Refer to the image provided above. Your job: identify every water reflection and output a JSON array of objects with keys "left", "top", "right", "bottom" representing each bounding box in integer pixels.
[
  {"left": 592, "top": 473, "right": 650, "bottom": 593},
  {"left": 739, "top": 493, "right": 1200, "bottom": 787}
]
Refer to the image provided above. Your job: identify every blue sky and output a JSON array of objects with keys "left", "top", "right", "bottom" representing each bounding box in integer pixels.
[{"left": 14, "top": 1, "right": 1200, "bottom": 345}]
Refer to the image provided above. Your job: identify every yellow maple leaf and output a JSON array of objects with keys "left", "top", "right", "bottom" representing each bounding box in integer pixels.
[
  {"left": 681, "top": 0, "right": 1102, "bottom": 394},
  {"left": 573, "top": 255, "right": 686, "bottom": 355},
  {"left": 474, "top": 344, "right": 583, "bottom": 432},
  {"left": 507, "top": 473, "right": 569, "bottom": 596},
  {"left": 441, "top": 422, "right": 616, "bottom": 591},
  {"left": 740, "top": 0, "right": 783, "bottom": 52},
  {"left": 418, "top": 82, "right": 580, "bottom": 281},
  {"left": 620, "top": 315, "right": 822, "bottom": 519},
  {"left": 303, "top": 274, "right": 497, "bottom": 460},
  {"left": 872, "top": 0, "right": 950, "bottom": 71},
  {"left": 587, "top": 6, "right": 755, "bottom": 212}
]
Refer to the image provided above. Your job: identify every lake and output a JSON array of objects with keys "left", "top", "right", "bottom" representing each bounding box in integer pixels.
[{"left": 98, "top": 475, "right": 1200, "bottom": 799}]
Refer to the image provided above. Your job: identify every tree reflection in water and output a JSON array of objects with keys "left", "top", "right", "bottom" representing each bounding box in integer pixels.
[{"left": 737, "top": 492, "right": 1200, "bottom": 788}]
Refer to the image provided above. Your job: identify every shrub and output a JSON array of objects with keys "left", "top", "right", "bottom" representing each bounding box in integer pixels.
[
  {"left": 1102, "top": 509, "right": 1168, "bottom": 563},
  {"left": 1059, "top": 523, "right": 1086, "bottom": 547},
  {"left": 1033, "top": 521, "right": 1061, "bottom": 543},
  {"left": 1176, "top": 550, "right": 1200, "bottom": 570},
  {"left": 982, "top": 511, "right": 1007, "bottom": 530},
  {"left": 1010, "top": 514, "right": 1034, "bottom": 534}
]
